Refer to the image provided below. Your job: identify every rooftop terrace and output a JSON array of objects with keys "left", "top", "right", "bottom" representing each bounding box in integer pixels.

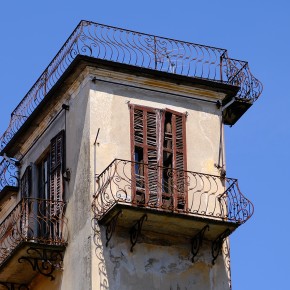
[{"left": 0, "top": 20, "right": 262, "bottom": 152}]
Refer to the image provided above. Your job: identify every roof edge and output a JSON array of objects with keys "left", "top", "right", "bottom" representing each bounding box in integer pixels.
[{"left": 1, "top": 55, "right": 240, "bottom": 156}]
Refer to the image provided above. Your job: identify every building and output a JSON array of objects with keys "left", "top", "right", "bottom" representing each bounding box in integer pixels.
[{"left": 0, "top": 21, "right": 262, "bottom": 290}]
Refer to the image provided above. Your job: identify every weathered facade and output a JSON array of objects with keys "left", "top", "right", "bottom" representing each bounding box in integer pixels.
[{"left": 0, "top": 21, "right": 262, "bottom": 290}]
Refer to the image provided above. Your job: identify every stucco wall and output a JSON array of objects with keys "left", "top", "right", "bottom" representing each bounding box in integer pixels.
[
  {"left": 92, "top": 226, "right": 229, "bottom": 290},
  {"left": 89, "top": 76, "right": 224, "bottom": 176},
  {"left": 59, "top": 73, "right": 92, "bottom": 290},
  {"left": 12, "top": 69, "right": 94, "bottom": 290},
  {"left": 89, "top": 69, "right": 230, "bottom": 290},
  {"left": 0, "top": 66, "right": 230, "bottom": 290}
]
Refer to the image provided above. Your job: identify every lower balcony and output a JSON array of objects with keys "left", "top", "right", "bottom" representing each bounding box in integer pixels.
[
  {"left": 0, "top": 198, "right": 67, "bottom": 288},
  {"left": 0, "top": 158, "right": 19, "bottom": 201},
  {"left": 92, "top": 159, "right": 254, "bottom": 252}
]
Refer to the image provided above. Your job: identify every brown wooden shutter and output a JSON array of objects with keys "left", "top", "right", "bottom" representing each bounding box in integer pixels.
[
  {"left": 133, "top": 108, "right": 144, "bottom": 145},
  {"left": 50, "top": 131, "right": 65, "bottom": 206},
  {"left": 147, "top": 109, "right": 163, "bottom": 206},
  {"left": 131, "top": 105, "right": 165, "bottom": 207},
  {"left": 131, "top": 105, "right": 146, "bottom": 204},
  {"left": 172, "top": 112, "right": 187, "bottom": 209},
  {"left": 130, "top": 105, "right": 187, "bottom": 210},
  {"left": 19, "top": 166, "right": 32, "bottom": 238},
  {"left": 20, "top": 166, "right": 32, "bottom": 198}
]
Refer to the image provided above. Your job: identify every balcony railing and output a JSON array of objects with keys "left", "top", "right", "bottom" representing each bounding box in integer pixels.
[
  {"left": 92, "top": 159, "right": 254, "bottom": 224},
  {"left": 0, "top": 198, "right": 67, "bottom": 266},
  {"left": 0, "top": 20, "right": 262, "bottom": 151},
  {"left": 0, "top": 159, "right": 19, "bottom": 192}
]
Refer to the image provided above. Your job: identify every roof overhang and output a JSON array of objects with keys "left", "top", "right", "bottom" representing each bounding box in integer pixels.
[{"left": 1, "top": 55, "right": 240, "bottom": 157}]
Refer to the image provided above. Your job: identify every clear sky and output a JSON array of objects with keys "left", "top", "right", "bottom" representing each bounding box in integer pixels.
[{"left": 0, "top": 1, "right": 289, "bottom": 289}]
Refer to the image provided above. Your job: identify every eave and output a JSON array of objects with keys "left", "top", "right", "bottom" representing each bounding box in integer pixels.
[{"left": 1, "top": 55, "right": 240, "bottom": 157}]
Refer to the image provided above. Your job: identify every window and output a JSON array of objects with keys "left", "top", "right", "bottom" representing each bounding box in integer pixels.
[
  {"left": 38, "top": 154, "right": 50, "bottom": 200},
  {"left": 130, "top": 104, "right": 187, "bottom": 210},
  {"left": 20, "top": 166, "right": 32, "bottom": 198},
  {"left": 20, "top": 130, "right": 65, "bottom": 203},
  {"left": 20, "top": 130, "right": 65, "bottom": 239},
  {"left": 49, "top": 130, "right": 65, "bottom": 206}
]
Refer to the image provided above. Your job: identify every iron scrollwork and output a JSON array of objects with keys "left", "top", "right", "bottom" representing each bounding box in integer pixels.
[
  {"left": 0, "top": 198, "right": 67, "bottom": 268},
  {"left": 0, "top": 159, "right": 19, "bottom": 191},
  {"left": 129, "top": 214, "right": 148, "bottom": 252},
  {"left": 223, "top": 237, "right": 232, "bottom": 290},
  {"left": 18, "top": 248, "right": 64, "bottom": 280},
  {"left": 191, "top": 225, "right": 209, "bottom": 263},
  {"left": 92, "top": 219, "right": 109, "bottom": 290},
  {"left": 105, "top": 210, "right": 122, "bottom": 247},
  {"left": 0, "top": 21, "right": 262, "bottom": 151},
  {"left": 92, "top": 159, "right": 254, "bottom": 225},
  {"left": 211, "top": 228, "right": 231, "bottom": 265}
]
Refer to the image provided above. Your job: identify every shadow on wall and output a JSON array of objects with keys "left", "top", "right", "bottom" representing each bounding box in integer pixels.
[{"left": 91, "top": 220, "right": 231, "bottom": 290}]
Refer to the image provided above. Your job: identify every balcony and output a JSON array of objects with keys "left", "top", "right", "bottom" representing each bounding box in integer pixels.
[
  {"left": 0, "top": 158, "right": 19, "bottom": 197},
  {"left": 92, "top": 159, "right": 253, "bottom": 255},
  {"left": 0, "top": 21, "right": 262, "bottom": 154},
  {"left": 0, "top": 198, "right": 67, "bottom": 287}
]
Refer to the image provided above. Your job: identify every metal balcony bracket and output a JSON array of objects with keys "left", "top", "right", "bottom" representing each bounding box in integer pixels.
[
  {"left": 105, "top": 210, "right": 122, "bottom": 247},
  {"left": 191, "top": 225, "right": 209, "bottom": 263},
  {"left": 211, "top": 228, "right": 231, "bottom": 265},
  {"left": 18, "top": 248, "right": 64, "bottom": 281},
  {"left": 129, "top": 214, "right": 148, "bottom": 252},
  {"left": 0, "top": 282, "right": 29, "bottom": 290}
]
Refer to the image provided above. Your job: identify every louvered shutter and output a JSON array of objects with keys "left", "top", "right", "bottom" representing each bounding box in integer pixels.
[
  {"left": 20, "top": 166, "right": 32, "bottom": 198},
  {"left": 49, "top": 131, "right": 65, "bottom": 240},
  {"left": 146, "top": 109, "right": 163, "bottom": 206},
  {"left": 130, "top": 105, "right": 187, "bottom": 210},
  {"left": 20, "top": 166, "right": 32, "bottom": 237},
  {"left": 133, "top": 109, "right": 144, "bottom": 145},
  {"left": 172, "top": 113, "right": 187, "bottom": 209},
  {"left": 131, "top": 106, "right": 148, "bottom": 204},
  {"left": 50, "top": 131, "right": 64, "bottom": 211}
]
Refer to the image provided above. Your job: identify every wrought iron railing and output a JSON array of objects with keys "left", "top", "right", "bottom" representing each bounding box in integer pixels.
[
  {"left": 0, "top": 198, "right": 67, "bottom": 266},
  {"left": 0, "top": 20, "right": 262, "bottom": 151},
  {"left": 92, "top": 159, "right": 254, "bottom": 224},
  {"left": 0, "top": 159, "right": 19, "bottom": 192}
]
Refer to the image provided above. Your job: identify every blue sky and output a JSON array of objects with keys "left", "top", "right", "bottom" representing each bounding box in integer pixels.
[{"left": 0, "top": 1, "right": 289, "bottom": 289}]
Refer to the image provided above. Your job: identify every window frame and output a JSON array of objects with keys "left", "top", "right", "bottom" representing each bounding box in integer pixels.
[{"left": 129, "top": 104, "right": 187, "bottom": 210}]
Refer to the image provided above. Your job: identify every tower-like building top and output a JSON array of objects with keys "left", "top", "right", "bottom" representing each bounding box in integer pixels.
[
  {"left": 0, "top": 21, "right": 262, "bottom": 290},
  {"left": 0, "top": 20, "right": 262, "bottom": 155}
]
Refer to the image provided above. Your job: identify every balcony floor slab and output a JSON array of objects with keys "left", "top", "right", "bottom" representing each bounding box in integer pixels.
[
  {"left": 98, "top": 203, "right": 240, "bottom": 242},
  {"left": 0, "top": 242, "right": 65, "bottom": 286}
]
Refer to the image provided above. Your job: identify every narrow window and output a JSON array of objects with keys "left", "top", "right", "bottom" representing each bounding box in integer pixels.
[
  {"left": 20, "top": 166, "right": 32, "bottom": 237},
  {"left": 49, "top": 131, "right": 65, "bottom": 239},
  {"left": 35, "top": 130, "right": 65, "bottom": 239},
  {"left": 38, "top": 155, "right": 50, "bottom": 200},
  {"left": 130, "top": 105, "right": 187, "bottom": 210},
  {"left": 37, "top": 154, "right": 51, "bottom": 239},
  {"left": 50, "top": 130, "right": 65, "bottom": 205},
  {"left": 20, "top": 166, "right": 32, "bottom": 198}
]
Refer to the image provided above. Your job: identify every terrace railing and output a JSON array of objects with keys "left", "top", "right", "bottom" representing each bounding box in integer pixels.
[
  {"left": 0, "top": 159, "right": 19, "bottom": 192},
  {"left": 92, "top": 159, "right": 254, "bottom": 224},
  {"left": 0, "top": 20, "right": 262, "bottom": 151},
  {"left": 0, "top": 198, "right": 67, "bottom": 266}
]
